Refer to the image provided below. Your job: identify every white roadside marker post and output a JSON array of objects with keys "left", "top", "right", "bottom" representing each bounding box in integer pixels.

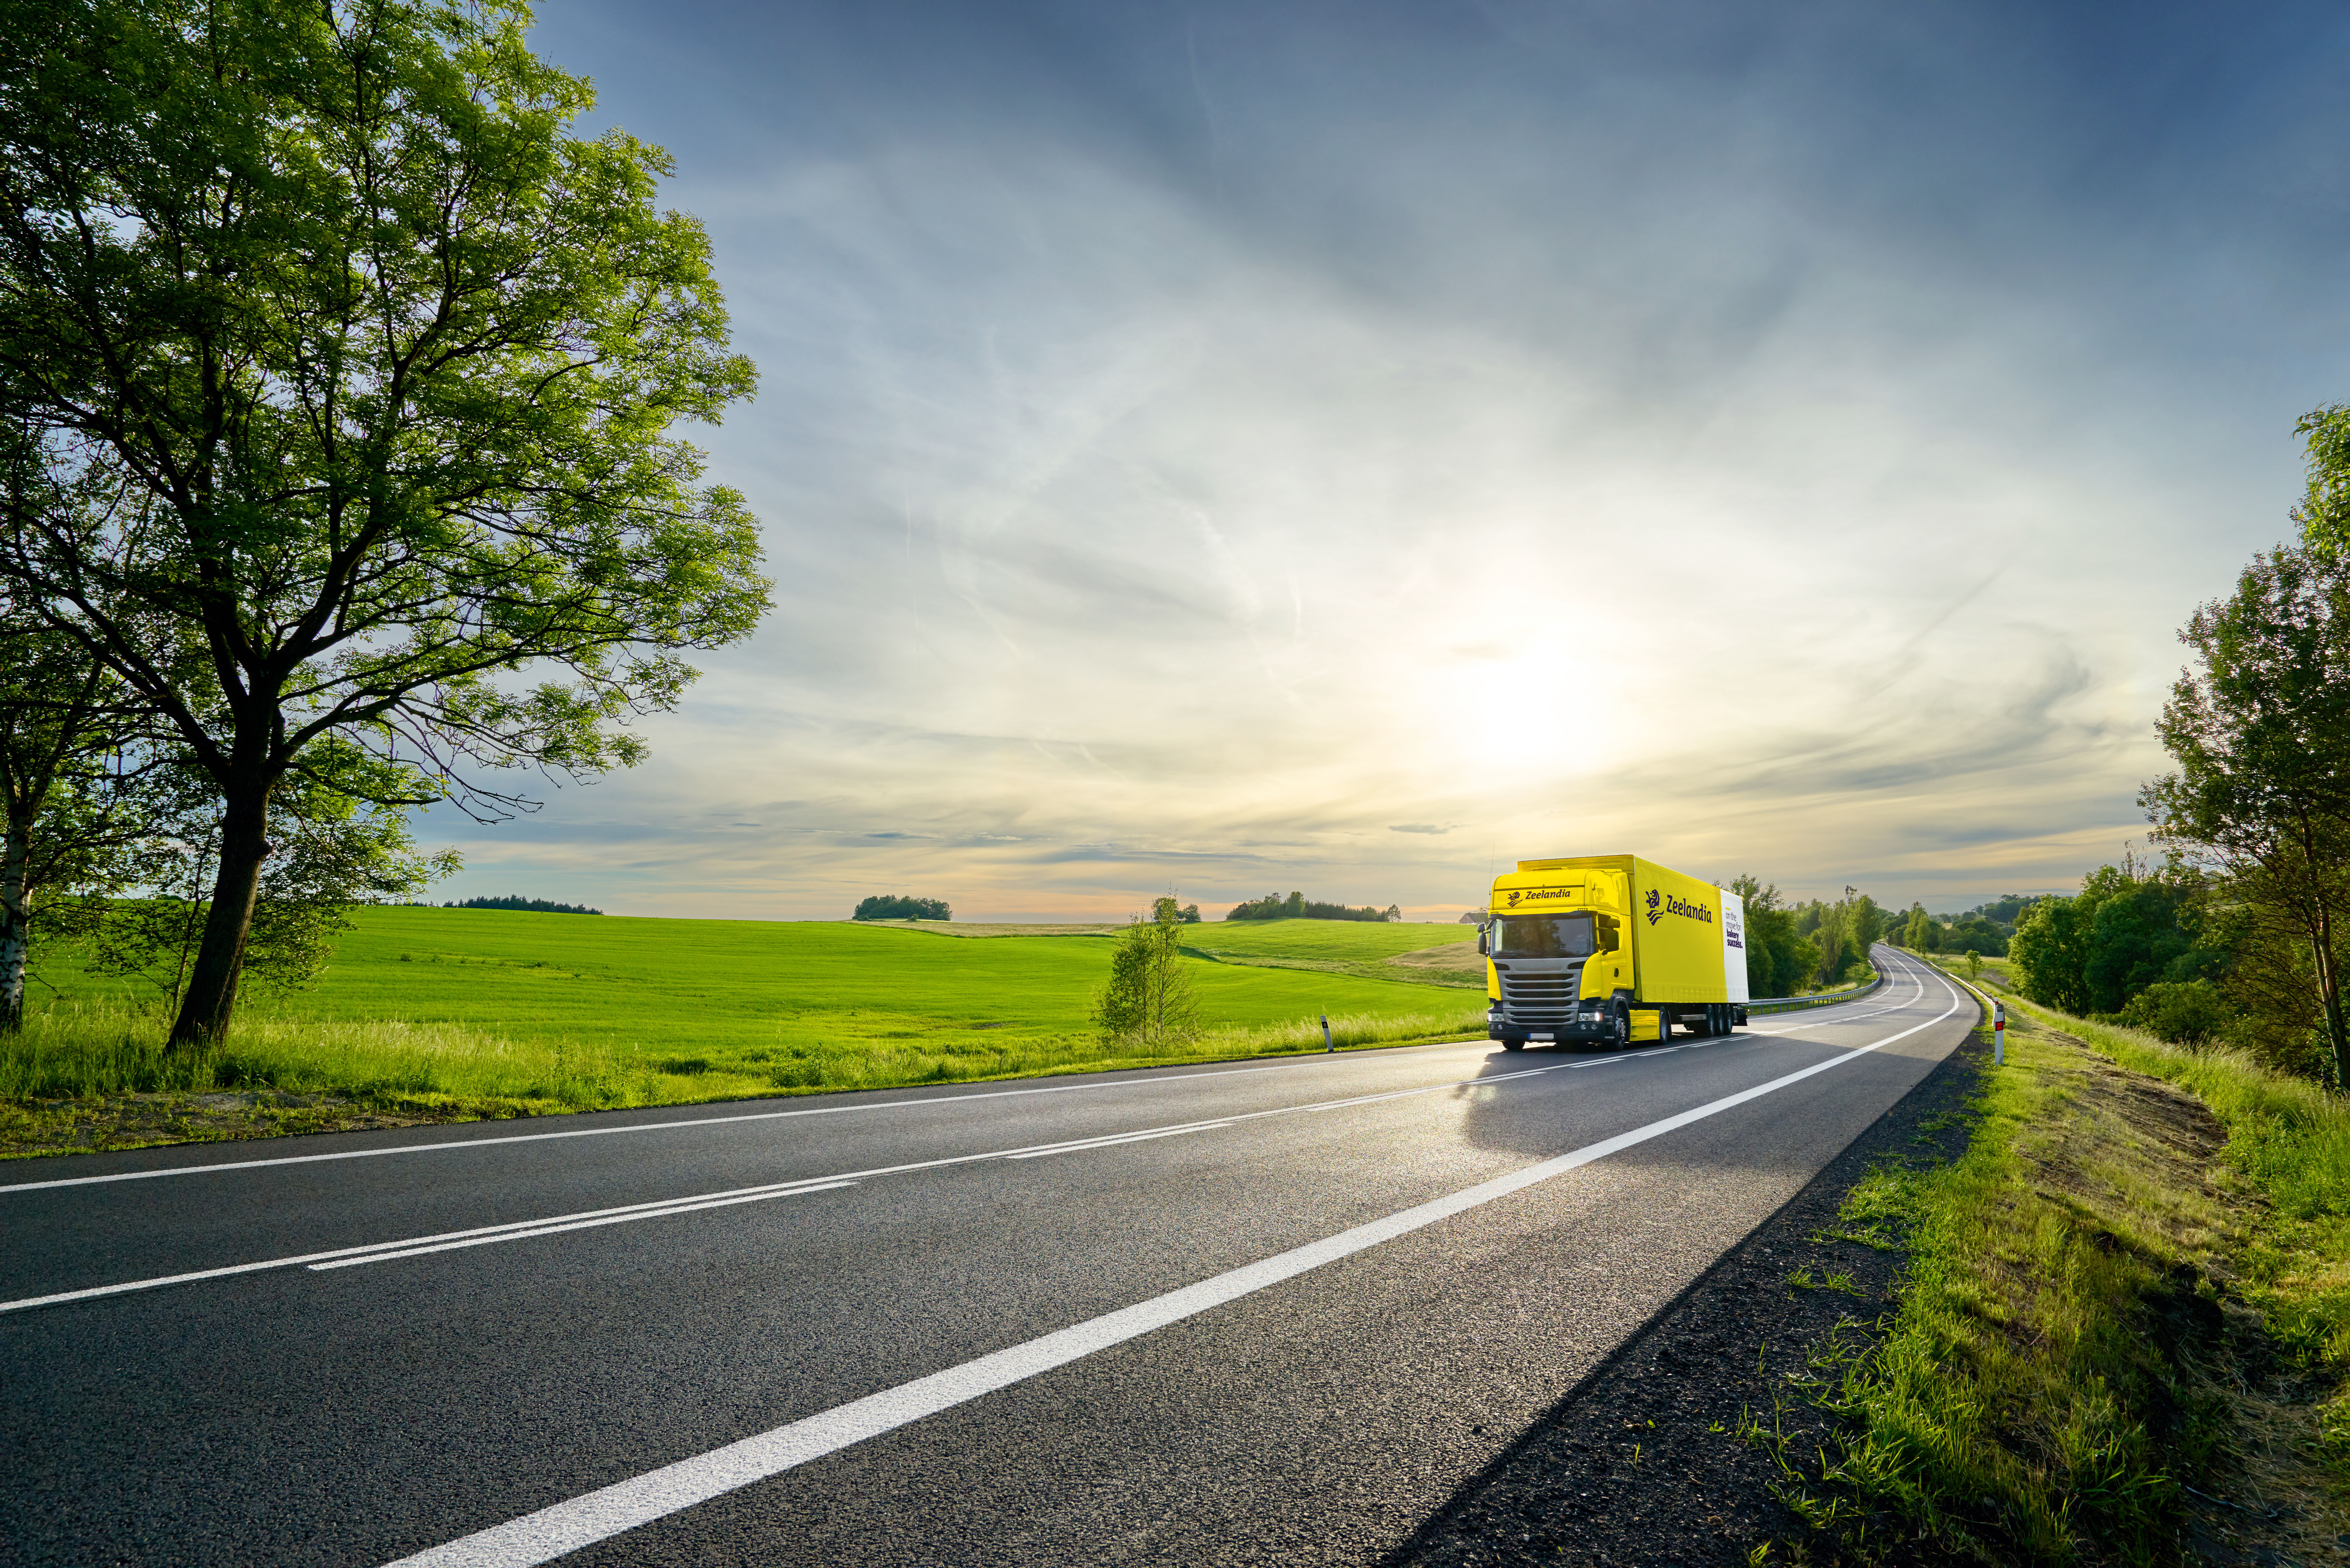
[
  {"left": 1993, "top": 1000, "right": 2005, "bottom": 1066},
  {"left": 1322, "top": 1013, "right": 1333, "bottom": 1053}
]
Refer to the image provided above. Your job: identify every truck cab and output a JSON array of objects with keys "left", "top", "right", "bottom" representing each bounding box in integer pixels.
[{"left": 1484, "top": 908, "right": 1633, "bottom": 1048}]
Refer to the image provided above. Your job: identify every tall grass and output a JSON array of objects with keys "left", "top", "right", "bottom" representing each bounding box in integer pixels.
[
  {"left": 1771, "top": 966, "right": 2350, "bottom": 1562},
  {"left": 1962, "top": 975, "right": 2350, "bottom": 1372},
  {"left": 2, "top": 997, "right": 1494, "bottom": 1131},
  {"left": 0, "top": 1001, "right": 661, "bottom": 1112}
]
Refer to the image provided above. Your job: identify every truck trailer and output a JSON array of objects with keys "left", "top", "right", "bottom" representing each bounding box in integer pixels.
[{"left": 1481, "top": 854, "right": 1749, "bottom": 1050}]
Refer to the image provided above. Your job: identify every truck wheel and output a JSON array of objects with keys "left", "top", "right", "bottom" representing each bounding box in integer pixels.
[
  {"left": 1502, "top": 1037, "right": 1525, "bottom": 1052},
  {"left": 1610, "top": 1002, "right": 1632, "bottom": 1049}
]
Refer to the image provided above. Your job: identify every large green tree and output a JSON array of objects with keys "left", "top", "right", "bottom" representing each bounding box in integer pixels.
[
  {"left": 0, "top": 0, "right": 768, "bottom": 1046},
  {"left": 2141, "top": 547, "right": 2350, "bottom": 1085}
]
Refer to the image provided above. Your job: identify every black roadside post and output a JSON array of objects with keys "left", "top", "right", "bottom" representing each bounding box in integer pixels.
[{"left": 1322, "top": 1013, "right": 1333, "bottom": 1052}]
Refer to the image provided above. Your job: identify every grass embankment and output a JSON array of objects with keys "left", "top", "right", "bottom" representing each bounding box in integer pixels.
[
  {"left": 2, "top": 912, "right": 1488, "bottom": 1157},
  {"left": 1757, "top": 961, "right": 2350, "bottom": 1563}
]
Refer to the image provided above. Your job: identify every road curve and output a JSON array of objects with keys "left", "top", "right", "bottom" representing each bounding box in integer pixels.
[{"left": 2, "top": 948, "right": 1974, "bottom": 1567}]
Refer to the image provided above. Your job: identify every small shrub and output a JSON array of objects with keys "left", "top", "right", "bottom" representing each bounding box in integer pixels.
[{"left": 2114, "top": 979, "right": 2234, "bottom": 1047}]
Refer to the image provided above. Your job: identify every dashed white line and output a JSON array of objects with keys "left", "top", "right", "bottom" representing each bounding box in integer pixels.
[
  {"left": 382, "top": 969, "right": 1967, "bottom": 1568},
  {"left": 3, "top": 976, "right": 1942, "bottom": 1315}
]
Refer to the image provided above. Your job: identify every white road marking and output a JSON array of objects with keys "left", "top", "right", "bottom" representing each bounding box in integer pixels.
[
  {"left": 0, "top": 1175, "right": 863, "bottom": 1314},
  {"left": 1747, "top": 963, "right": 1925, "bottom": 1036},
  {"left": 2, "top": 974, "right": 1937, "bottom": 1314},
  {"left": 383, "top": 970, "right": 1967, "bottom": 1568},
  {"left": 0, "top": 1049, "right": 1497, "bottom": 1196},
  {"left": 309, "top": 1184, "right": 862, "bottom": 1271},
  {"left": 0, "top": 1067, "right": 1562, "bottom": 1312},
  {"left": 1002, "top": 1125, "right": 1227, "bottom": 1159},
  {"left": 3, "top": 965, "right": 1929, "bottom": 1198}
]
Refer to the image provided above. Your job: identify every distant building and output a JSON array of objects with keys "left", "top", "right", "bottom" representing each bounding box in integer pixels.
[{"left": 1457, "top": 911, "right": 1485, "bottom": 924}]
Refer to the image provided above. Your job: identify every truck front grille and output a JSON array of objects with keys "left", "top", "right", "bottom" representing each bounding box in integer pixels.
[{"left": 1499, "top": 971, "right": 1576, "bottom": 1025}]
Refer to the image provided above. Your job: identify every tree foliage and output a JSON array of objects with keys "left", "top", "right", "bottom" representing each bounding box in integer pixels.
[
  {"left": 0, "top": 0, "right": 767, "bottom": 1047},
  {"left": 1093, "top": 897, "right": 1200, "bottom": 1046},
  {"left": 2140, "top": 545, "right": 2350, "bottom": 1086},
  {"left": 0, "top": 597, "right": 157, "bottom": 1026},
  {"left": 78, "top": 743, "right": 459, "bottom": 1006},
  {"left": 1226, "top": 891, "right": 1399, "bottom": 922},
  {"left": 852, "top": 895, "right": 950, "bottom": 922},
  {"left": 2006, "top": 858, "right": 2229, "bottom": 1021},
  {"left": 1730, "top": 874, "right": 1810, "bottom": 998}
]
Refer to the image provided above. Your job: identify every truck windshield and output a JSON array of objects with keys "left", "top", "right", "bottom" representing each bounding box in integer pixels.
[{"left": 1493, "top": 913, "right": 1601, "bottom": 958}]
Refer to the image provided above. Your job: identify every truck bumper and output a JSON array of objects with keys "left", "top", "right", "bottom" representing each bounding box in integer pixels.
[{"left": 1489, "top": 1008, "right": 1611, "bottom": 1045}]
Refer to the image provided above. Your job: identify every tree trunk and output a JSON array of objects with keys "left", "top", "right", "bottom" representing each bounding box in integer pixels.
[
  {"left": 2316, "top": 900, "right": 2349, "bottom": 1093},
  {"left": 167, "top": 783, "right": 270, "bottom": 1050},
  {"left": 0, "top": 813, "right": 28, "bottom": 1033}
]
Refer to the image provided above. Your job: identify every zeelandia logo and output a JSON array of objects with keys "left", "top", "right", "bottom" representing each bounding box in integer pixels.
[{"left": 1647, "top": 889, "right": 1714, "bottom": 928}]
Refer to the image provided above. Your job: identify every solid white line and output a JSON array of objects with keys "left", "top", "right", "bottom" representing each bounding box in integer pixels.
[
  {"left": 0, "top": 1176, "right": 865, "bottom": 1314},
  {"left": 1002, "top": 1125, "right": 1225, "bottom": 1159},
  {"left": 383, "top": 975, "right": 1966, "bottom": 1568},
  {"left": 0, "top": 1070, "right": 1559, "bottom": 1312},
  {"left": 1748, "top": 962, "right": 1925, "bottom": 1036},
  {"left": 308, "top": 1184, "right": 861, "bottom": 1271},
  {"left": 4, "top": 964, "right": 1930, "bottom": 1198},
  {"left": 2, "top": 983, "right": 1933, "bottom": 1314},
  {"left": 0, "top": 1048, "right": 1492, "bottom": 1196}
]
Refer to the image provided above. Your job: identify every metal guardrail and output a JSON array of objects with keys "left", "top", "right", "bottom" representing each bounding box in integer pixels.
[{"left": 1746, "top": 966, "right": 1887, "bottom": 1014}]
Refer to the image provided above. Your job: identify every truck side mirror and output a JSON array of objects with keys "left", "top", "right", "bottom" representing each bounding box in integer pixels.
[{"left": 1477, "top": 927, "right": 1489, "bottom": 956}]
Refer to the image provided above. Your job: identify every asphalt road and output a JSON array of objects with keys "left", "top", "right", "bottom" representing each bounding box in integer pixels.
[{"left": 2, "top": 947, "right": 1975, "bottom": 1567}]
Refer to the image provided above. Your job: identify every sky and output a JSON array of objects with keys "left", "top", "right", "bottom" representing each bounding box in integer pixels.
[{"left": 423, "top": 0, "right": 2350, "bottom": 923}]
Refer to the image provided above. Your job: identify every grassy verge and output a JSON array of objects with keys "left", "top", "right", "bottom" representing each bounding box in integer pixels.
[
  {"left": 1754, "top": 970, "right": 2350, "bottom": 1564},
  {"left": 0, "top": 996, "right": 1491, "bottom": 1160}
]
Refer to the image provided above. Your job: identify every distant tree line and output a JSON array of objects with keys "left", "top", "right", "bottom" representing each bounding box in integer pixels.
[
  {"left": 447, "top": 896, "right": 603, "bottom": 916},
  {"left": 1226, "top": 892, "right": 1400, "bottom": 922},
  {"left": 1885, "top": 896, "right": 2051, "bottom": 959},
  {"left": 1988, "top": 407, "right": 2350, "bottom": 1088},
  {"left": 854, "top": 895, "right": 951, "bottom": 921},
  {"left": 1731, "top": 878, "right": 1884, "bottom": 997}
]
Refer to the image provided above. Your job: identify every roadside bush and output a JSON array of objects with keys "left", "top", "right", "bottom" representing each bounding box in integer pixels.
[{"left": 2111, "top": 978, "right": 2236, "bottom": 1047}]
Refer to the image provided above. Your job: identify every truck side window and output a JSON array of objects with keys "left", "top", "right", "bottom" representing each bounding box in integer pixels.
[{"left": 1594, "top": 914, "right": 1620, "bottom": 952}]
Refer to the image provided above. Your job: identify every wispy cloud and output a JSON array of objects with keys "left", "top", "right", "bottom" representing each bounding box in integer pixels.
[{"left": 434, "top": 0, "right": 2350, "bottom": 920}]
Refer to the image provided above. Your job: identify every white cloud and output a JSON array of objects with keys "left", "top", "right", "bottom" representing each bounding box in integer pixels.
[{"left": 444, "top": 0, "right": 2350, "bottom": 920}]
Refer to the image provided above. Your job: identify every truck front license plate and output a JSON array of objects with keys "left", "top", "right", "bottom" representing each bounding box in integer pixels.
[{"left": 1529, "top": 1032, "right": 1554, "bottom": 1042}]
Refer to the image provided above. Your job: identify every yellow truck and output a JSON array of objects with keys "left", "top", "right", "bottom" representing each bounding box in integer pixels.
[{"left": 1479, "top": 854, "right": 1749, "bottom": 1050}]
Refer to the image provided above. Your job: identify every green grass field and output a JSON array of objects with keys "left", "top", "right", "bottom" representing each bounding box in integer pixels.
[{"left": 5, "top": 912, "right": 1491, "bottom": 1149}]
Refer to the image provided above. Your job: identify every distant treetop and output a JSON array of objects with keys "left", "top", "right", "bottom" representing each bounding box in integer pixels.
[
  {"left": 446, "top": 896, "right": 603, "bottom": 916},
  {"left": 855, "top": 895, "right": 951, "bottom": 921},
  {"left": 1225, "top": 892, "right": 1401, "bottom": 922}
]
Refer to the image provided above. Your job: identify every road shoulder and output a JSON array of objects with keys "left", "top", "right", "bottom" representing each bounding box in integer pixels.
[{"left": 1385, "top": 1025, "right": 1989, "bottom": 1568}]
